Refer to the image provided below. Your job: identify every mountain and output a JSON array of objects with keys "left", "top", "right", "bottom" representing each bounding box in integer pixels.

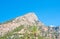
[
  {"left": 0, "top": 12, "right": 60, "bottom": 39},
  {"left": 0, "top": 12, "right": 45, "bottom": 36}
]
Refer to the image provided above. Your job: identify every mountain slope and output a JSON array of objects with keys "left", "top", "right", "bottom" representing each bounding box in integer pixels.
[
  {"left": 0, "top": 12, "right": 44, "bottom": 36},
  {"left": 0, "top": 12, "right": 59, "bottom": 39},
  {"left": 0, "top": 12, "right": 47, "bottom": 39}
]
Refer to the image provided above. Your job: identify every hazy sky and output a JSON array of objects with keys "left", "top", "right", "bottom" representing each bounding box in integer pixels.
[{"left": 0, "top": 0, "right": 60, "bottom": 26}]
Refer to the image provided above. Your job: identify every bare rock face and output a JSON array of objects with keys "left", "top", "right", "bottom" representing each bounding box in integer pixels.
[
  {"left": 13, "top": 12, "right": 39, "bottom": 25},
  {"left": 0, "top": 12, "right": 44, "bottom": 36}
]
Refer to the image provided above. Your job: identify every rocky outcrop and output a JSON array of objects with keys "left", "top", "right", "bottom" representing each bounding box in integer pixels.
[{"left": 0, "top": 12, "right": 44, "bottom": 36}]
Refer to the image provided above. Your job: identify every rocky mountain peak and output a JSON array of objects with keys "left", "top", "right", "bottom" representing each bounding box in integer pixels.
[
  {"left": 12, "top": 12, "right": 42, "bottom": 26},
  {"left": 13, "top": 12, "right": 39, "bottom": 23},
  {"left": 0, "top": 12, "right": 44, "bottom": 36}
]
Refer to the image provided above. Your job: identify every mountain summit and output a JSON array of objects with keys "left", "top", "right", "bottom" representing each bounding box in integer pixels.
[
  {"left": 0, "top": 12, "right": 60, "bottom": 39},
  {"left": 13, "top": 12, "right": 39, "bottom": 25},
  {"left": 0, "top": 12, "right": 44, "bottom": 36}
]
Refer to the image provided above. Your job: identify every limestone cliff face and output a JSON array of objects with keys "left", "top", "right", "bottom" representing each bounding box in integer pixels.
[
  {"left": 0, "top": 12, "right": 44, "bottom": 36},
  {"left": 12, "top": 12, "right": 39, "bottom": 26}
]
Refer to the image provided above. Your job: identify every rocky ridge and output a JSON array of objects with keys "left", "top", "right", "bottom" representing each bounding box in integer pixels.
[
  {"left": 0, "top": 12, "right": 44, "bottom": 36},
  {"left": 0, "top": 12, "right": 60, "bottom": 39}
]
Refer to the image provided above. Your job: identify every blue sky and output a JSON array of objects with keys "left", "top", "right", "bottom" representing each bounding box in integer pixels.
[{"left": 0, "top": 0, "right": 60, "bottom": 26}]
